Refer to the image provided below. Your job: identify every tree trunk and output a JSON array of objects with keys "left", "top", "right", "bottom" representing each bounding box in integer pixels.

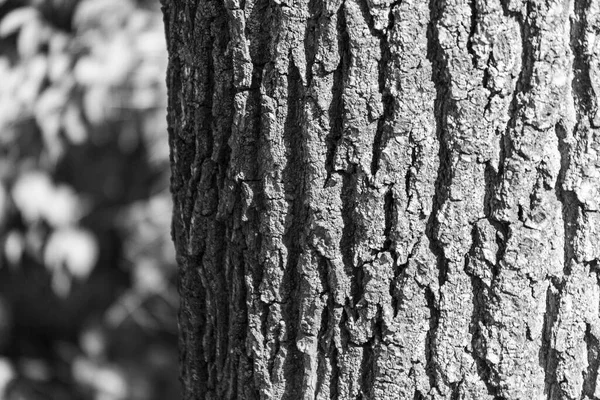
[{"left": 161, "top": 0, "right": 600, "bottom": 398}]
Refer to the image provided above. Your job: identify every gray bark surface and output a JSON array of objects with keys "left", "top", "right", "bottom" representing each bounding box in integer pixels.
[{"left": 162, "top": 0, "right": 600, "bottom": 398}]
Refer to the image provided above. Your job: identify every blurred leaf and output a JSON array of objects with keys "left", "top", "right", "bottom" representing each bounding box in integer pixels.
[
  {"left": 44, "top": 227, "right": 99, "bottom": 281},
  {"left": 48, "top": 31, "right": 69, "bottom": 54},
  {"left": 125, "top": 11, "right": 150, "bottom": 34},
  {"left": 35, "top": 85, "right": 69, "bottom": 160},
  {"left": 134, "top": 29, "right": 166, "bottom": 57},
  {"left": 82, "top": 86, "right": 108, "bottom": 124},
  {"left": 35, "top": 86, "right": 67, "bottom": 134},
  {"left": 48, "top": 53, "right": 70, "bottom": 83},
  {"left": 72, "top": 357, "right": 128, "bottom": 400},
  {"left": 73, "top": 0, "right": 132, "bottom": 31},
  {"left": 44, "top": 184, "right": 83, "bottom": 227},
  {"left": 62, "top": 102, "right": 87, "bottom": 144},
  {"left": 130, "top": 87, "right": 155, "bottom": 110},
  {"left": 4, "top": 230, "right": 25, "bottom": 268},
  {"left": 17, "top": 17, "right": 44, "bottom": 58},
  {"left": 79, "top": 323, "right": 107, "bottom": 360},
  {"left": 95, "top": 367, "right": 128, "bottom": 400},
  {"left": 71, "top": 356, "right": 96, "bottom": 387},
  {"left": 0, "top": 358, "right": 16, "bottom": 397},
  {"left": 11, "top": 171, "right": 54, "bottom": 223},
  {"left": 35, "top": 86, "right": 68, "bottom": 121},
  {"left": 0, "top": 7, "right": 38, "bottom": 37},
  {"left": 19, "top": 55, "right": 48, "bottom": 106},
  {"left": 9, "top": 171, "right": 84, "bottom": 227},
  {"left": 104, "top": 35, "right": 134, "bottom": 84},
  {"left": 74, "top": 56, "right": 104, "bottom": 86},
  {"left": 132, "top": 259, "right": 164, "bottom": 294}
]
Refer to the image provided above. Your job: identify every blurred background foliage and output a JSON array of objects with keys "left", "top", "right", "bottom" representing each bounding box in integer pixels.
[{"left": 0, "top": 0, "right": 178, "bottom": 398}]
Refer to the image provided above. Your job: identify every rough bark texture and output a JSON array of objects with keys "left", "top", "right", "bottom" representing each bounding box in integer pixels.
[{"left": 162, "top": 0, "right": 600, "bottom": 398}]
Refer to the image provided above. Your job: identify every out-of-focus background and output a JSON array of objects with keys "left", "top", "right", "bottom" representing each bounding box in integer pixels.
[{"left": 0, "top": 0, "right": 179, "bottom": 399}]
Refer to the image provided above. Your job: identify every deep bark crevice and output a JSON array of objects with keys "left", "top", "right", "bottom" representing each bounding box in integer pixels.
[
  {"left": 467, "top": 264, "right": 499, "bottom": 398},
  {"left": 501, "top": 1, "right": 535, "bottom": 95},
  {"left": 281, "top": 60, "right": 308, "bottom": 399},
  {"left": 555, "top": 122, "right": 580, "bottom": 275},
  {"left": 330, "top": 334, "right": 341, "bottom": 399},
  {"left": 466, "top": 0, "right": 478, "bottom": 68},
  {"left": 570, "top": 0, "right": 595, "bottom": 124},
  {"left": 341, "top": 172, "right": 358, "bottom": 277},
  {"left": 316, "top": 258, "right": 332, "bottom": 397},
  {"left": 423, "top": 0, "right": 447, "bottom": 392},
  {"left": 539, "top": 279, "right": 560, "bottom": 399},
  {"left": 304, "top": 0, "right": 323, "bottom": 88},
  {"left": 424, "top": 285, "right": 440, "bottom": 392},
  {"left": 425, "top": 0, "right": 451, "bottom": 289},
  {"left": 367, "top": 0, "right": 398, "bottom": 178},
  {"left": 583, "top": 322, "right": 600, "bottom": 399},
  {"left": 359, "top": 336, "right": 375, "bottom": 400},
  {"left": 324, "top": 1, "right": 349, "bottom": 184}
]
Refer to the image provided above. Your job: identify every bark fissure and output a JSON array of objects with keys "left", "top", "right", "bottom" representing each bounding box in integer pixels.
[
  {"left": 555, "top": 122, "right": 579, "bottom": 275},
  {"left": 540, "top": 279, "right": 560, "bottom": 399},
  {"left": 280, "top": 59, "right": 307, "bottom": 398},
  {"left": 466, "top": 221, "right": 501, "bottom": 399},
  {"left": 468, "top": 272, "right": 499, "bottom": 398},
  {"left": 424, "top": 285, "right": 440, "bottom": 393},
  {"left": 324, "top": 1, "right": 349, "bottom": 184},
  {"left": 304, "top": 0, "right": 322, "bottom": 88},
  {"left": 466, "top": 0, "right": 478, "bottom": 68},
  {"left": 571, "top": 0, "right": 595, "bottom": 123},
  {"left": 583, "top": 322, "right": 600, "bottom": 399},
  {"left": 425, "top": 0, "right": 450, "bottom": 289},
  {"left": 369, "top": 0, "right": 399, "bottom": 178},
  {"left": 422, "top": 0, "right": 449, "bottom": 393}
]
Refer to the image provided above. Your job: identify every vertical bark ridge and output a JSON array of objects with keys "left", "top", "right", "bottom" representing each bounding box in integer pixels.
[
  {"left": 219, "top": 4, "right": 254, "bottom": 388},
  {"left": 485, "top": 1, "right": 571, "bottom": 398},
  {"left": 424, "top": 0, "right": 502, "bottom": 396},
  {"left": 229, "top": 0, "right": 279, "bottom": 397},
  {"left": 297, "top": 0, "right": 348, "bottom": 397},
  {"left": 294, "top": 0, "right": 331, "bottom": 390},
  {"left": 209, "top": 9, "right": 238, "bottom": 396},
  {"left": 326, "top": 0, "right": 389, "bottom": 396},
  {"left": 371, "top": 0, "right": 439, "bottom": 397},
  {"left": 547, "top": 1, "right": 600, "bottom": 398},
  {"left": 569, "top": 5, "right": 600, "bottom": 398},
  {"left": 250, "top": 0, "right": 321, "bottom": 393},
  {"left": 164, "top": 0, "right": 237, "bottom": 397},
  {"left": 223, "top": 0, "right": 272, "bottom": 394}
]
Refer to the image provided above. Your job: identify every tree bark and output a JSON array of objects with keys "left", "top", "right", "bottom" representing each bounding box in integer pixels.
[{"left": 162, "top": 0, "right": 600, "bottom": 398}]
